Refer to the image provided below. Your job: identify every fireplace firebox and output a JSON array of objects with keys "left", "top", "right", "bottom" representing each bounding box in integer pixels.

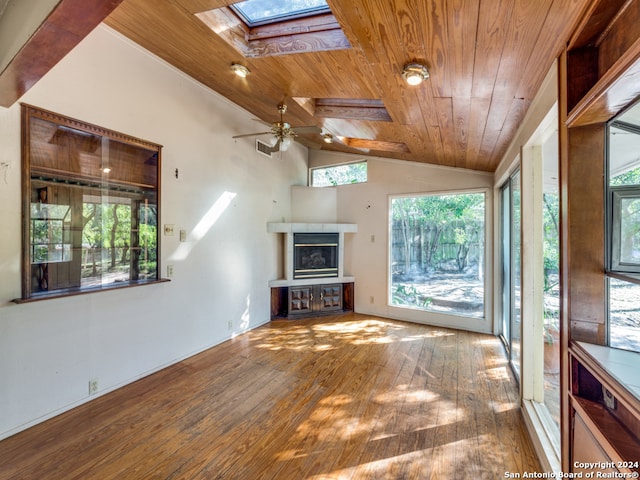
[{"left": 293, "top": 233, "right": 339, "bottom": 279}]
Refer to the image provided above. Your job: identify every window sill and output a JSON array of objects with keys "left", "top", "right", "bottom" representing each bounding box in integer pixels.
[{"left": 12, "top": 278, "right": 170, "bottom": 304}]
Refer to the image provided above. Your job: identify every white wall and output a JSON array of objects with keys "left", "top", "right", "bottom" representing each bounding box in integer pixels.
[
  {"left": 0, "top": 25, "right": 308, "bottom": 439},
  {"left": 309, "top": 151, "right": 494, "bottom": 333}
]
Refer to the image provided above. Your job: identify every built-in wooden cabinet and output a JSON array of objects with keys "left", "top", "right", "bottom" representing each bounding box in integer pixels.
[
  {"left": 271, "top": 282, "right": 353, "bottom": 319},
  {"left": 569, "top": 343, "right": 640, "bottom": 474}
]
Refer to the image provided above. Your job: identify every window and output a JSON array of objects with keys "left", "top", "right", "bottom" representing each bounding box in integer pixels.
[
  {"left": 231, "top": 0, "right": 330, "bottom": 27},
  {"left": 606, "top": 99, "right": 640, "bottom": 352},
  {"left": 19, "top": 104, "right": 162, "bottom": 301},
  {"left": 197, "top": 1, "right": 348, "bottom": 58},
  {"left": 389, "top": 191, "right": 485, "bottom": 318},
  {"left": 310, "top": 161, "right": 367, "bottom": 187}
]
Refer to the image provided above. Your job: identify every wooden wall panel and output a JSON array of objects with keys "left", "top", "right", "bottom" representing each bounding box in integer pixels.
[{"left": 567, "top": 124, "right": 606, "bottom": 345}]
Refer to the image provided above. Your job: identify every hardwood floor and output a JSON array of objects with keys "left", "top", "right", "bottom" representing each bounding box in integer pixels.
[{"left": 0, "top": 313, "right": 540, "bottom": 479}]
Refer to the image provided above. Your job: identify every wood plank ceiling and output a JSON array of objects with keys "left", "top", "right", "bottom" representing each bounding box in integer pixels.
[{"left": 8, "top": 0, "right": 594, "bottom": 172}]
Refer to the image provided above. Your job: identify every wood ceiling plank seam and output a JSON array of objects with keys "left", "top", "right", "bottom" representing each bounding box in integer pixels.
[
  {"left": 391, "top": 0, "right": 430, "bottom": 66},
  {"left": 470, "top": 0, "right": 514, "bottom": 99},
  {"left": 466, "top": 0, "right": 515, "bottom": 170},
  {"left": 514, "top": 0, "right": 594, "bottom": 100},
  {"left": 446, "top": 0, "right": 481, "bottom": 99},
  {"left": 452, "top": 96, "right": 472, "bottom": 168},
  {"left": 465, "top": 97, "right": 493, "bottom": 171},
  {"left": 486, "top": 98, "right": 530, "bottom": 171},
  {"left": 433, "top": 96, "right": 459, "bottom": 167},
  {"left": 417, "top": 0, "right": 450, "bottom": 99},
  {"left": 413, "top": 86, "right": 447, "bottom": 164},
  {"left": 480, "top": 0, "right": 555, "bottom": 169}
]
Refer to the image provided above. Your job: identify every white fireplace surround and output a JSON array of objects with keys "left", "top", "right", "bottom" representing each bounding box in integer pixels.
[{"left": 267, "top": 222, "right": 357, "bottom": 287}]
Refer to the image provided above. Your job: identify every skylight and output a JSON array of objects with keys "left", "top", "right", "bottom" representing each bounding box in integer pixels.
[{"left": 231, "top": 0, "right": 331, "bottom": 27}]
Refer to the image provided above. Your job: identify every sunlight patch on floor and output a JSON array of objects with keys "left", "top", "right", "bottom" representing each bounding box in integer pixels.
[
  {"left": 373, "top": 385, "right": 439, "bottom": 404},
  {"left": 480, "top": 366, "right": 511, "bottom": 382}
]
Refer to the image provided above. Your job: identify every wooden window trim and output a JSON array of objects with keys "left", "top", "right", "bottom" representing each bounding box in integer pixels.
[
  {"left": 196, "top": 8, "right": 350, "bottom": 58},
  {"left": 17, "top": 104, "right": 164, "bottom": 302}
]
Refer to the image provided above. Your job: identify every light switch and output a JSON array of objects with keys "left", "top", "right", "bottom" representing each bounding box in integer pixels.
[{"left": 164, "top": 224, "right": 175, "bottom": 236}]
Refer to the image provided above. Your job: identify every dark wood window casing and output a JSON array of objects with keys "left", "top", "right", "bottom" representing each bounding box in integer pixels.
[{"left": 18, "top": 104, "right": 164, "bottom": 302}]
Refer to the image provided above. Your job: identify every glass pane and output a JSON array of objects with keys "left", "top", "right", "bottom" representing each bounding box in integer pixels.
[
  {"left": 543, "top": 192, "right": 560, "bottom": 427},
  {"left": 25, "top": 108, "right": 159, "bottom": 297},
  {"left": 610, "top": 99, "right": 640, "bottom": 187},
  {"left": 389, "top": 192, "right": 485, "bottom": 318},
  {"left": 232, "top": 0, "right": 330, "bottom": 25},
  {"left": 619, "top": 197, "right": 640, "bottom": 264},
  {"left": 511, "top": 171, "right": 522, "bottom": 378},
  {"left": 501, "top": 185, "right": 511, "bottom": 345},
  {"left": 609, "top": 278, "right": 640, "bottom": 352},
  {"left": 311, "top": 162, "right": 367, "bottom": 187}
]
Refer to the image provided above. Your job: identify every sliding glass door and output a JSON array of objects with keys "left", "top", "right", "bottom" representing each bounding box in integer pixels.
[{"left": 501, "top": 170, "right": 521, "bottom": 380}]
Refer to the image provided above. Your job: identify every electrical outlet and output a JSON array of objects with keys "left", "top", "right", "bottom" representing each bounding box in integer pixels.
[
  {"left": 167, "top": 265, "right": 174, "bottom": 277},
  {"left": 88, "top": 378, "right": 98, "bottom": 395},
  {"left": 603, "top": 387, "right": 616, "bottom": 410},
  {"left": 228, "top": 320, "right": 233, "bottom": 330},
  {"left": 179, "top": 229, "right": 186, "bottom": 242},
  {"left": 370, "top": 296, "right": 375, "bottom": 304}
]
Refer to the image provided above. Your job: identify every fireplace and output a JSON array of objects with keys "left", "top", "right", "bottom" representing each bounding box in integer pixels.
[{"left": 293, "top": 233, "right": 339, "bottom": 279}]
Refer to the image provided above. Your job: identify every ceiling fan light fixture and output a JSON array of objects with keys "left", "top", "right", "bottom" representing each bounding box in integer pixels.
[
  {"left": 402, "top": 63, "right": 429, "bottom": 86},
  {"left": 280, "top": 136, "right": 292, "bottom": 151},
  {"left": 230, "top": 63, "right": 250, "bottom": 78}
]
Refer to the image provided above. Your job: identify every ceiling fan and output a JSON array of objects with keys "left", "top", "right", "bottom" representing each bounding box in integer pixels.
[{"left": 233, "top": 103, "right": 321, "bottom": 152}]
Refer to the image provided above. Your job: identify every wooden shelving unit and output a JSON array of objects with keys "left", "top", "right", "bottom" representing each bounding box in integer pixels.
[{"left": 569, "top": 343, "right": 640, "bottom": 473}]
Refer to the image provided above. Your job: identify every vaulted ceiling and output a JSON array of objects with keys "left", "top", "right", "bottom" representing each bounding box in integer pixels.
[{"left": 3, "top": 0, "right": 594, "bottom": 172}]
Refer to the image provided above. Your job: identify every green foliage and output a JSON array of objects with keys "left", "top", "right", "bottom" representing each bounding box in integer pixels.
[
  {"left": 391, "top": 284, "right": 432, "bottom": 308},
  {"left": 391, "top": 192, "right": 485, "bottom": 273},
  {"left": 611, "top": 166, "right": 640, "bottom": 186},
  {"left": 543, "top": 193, "right": 559, "bottom": 292},
  {"left": 311, "top": 162, "right": 367, "bottom": 187}
]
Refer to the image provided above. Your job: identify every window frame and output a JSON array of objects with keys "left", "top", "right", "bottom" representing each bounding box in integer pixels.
[
  {"left": 309, "top": 160, "right": 367, "bottom": 187},
  {"left": 230, "top": 0, "right": 331, "bottom": 27},
  {"left": 605, "top": 100, "right": 640, "bottom": 353},
  {"left": 387, "top": 189, "right": 488, "bottom": 322},
  {"left": 17, "top": 104, "right": 165, "bottom": 303},
  {"left": 196, "top": 7, "right": 349, "bottom": 58}
]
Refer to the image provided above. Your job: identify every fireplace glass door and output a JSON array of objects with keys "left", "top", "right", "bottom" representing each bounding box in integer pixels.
[{"left": 293, "top": 233, "right": 339, "bottom": 279}]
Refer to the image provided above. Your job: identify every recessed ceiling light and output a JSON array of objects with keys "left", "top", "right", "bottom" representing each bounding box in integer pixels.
[
  {"left": 230, "top": 63, "right": 250, "bottom": 78},
  {"left": 323, "top": 133, "right": 333, "bottom": 144},
  {"left": 402, "top": 63, "right": 429, "bottom": 86}
]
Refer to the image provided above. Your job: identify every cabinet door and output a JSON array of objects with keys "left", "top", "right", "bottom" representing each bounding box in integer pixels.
[
  {"left": 572, "top": 412, "right": 616, "bottom": 474},
  {"left": 289, "top": 286, "right": 313, "bottom": 316},
  {"left": 317, "top": 284, "right": 343, "bottom": 313}
]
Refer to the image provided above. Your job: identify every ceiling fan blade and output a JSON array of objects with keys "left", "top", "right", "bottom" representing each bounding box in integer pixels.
[
  {"left": 292, "top": 125, "right": 322, "bottom": 134},
  {"left": 232, "top": 131, "right": 272, "bottom": 139}
]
